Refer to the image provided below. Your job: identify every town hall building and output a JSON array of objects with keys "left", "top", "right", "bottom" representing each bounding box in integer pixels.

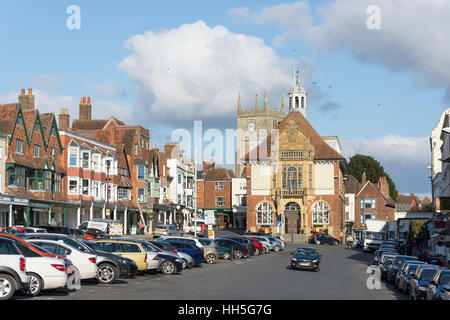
[{"left": 238, "top": 74, "right": 347, "bottom": 240}]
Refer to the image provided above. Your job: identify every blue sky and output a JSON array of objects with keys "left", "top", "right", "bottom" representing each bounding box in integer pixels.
[{"left": 1, "top": 0, "right": 449, "bottom": 198}]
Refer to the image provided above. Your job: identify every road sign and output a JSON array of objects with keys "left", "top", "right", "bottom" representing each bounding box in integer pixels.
[
  {"left": 204, "top": 210, "right": 215, "bottom": 225},
  {"left": 277, "top": 221, "right": 282, "bottom": 227}
]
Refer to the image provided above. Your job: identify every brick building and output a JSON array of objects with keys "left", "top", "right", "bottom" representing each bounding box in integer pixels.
[
  {"left": 197, "top": 163, "right": 235, "bottom": 228},
  {"left": 0, "top": 89, "right": 68, "bottom": 227},
  {"left": 239, "top": 79, "right": 347, "bottom": 239}
]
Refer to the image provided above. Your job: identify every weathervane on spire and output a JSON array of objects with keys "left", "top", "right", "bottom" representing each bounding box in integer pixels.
[{"left": 296, "top": 69, "right": 300, "bottom": 84}]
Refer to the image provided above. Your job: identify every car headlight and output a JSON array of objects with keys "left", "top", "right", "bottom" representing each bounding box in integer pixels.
[
  {"left": 291, "top": 258, "right": 297, "bottom": 262},
  {"left": 312, "top": 259, "right": 319, "bottom": 263},
  {"left": 175, "top": 259, "right": 182, "bottom": 262},
  {"left": 418, "top": 286, "right": 426, "bottom": 291},
  {"left": 120, "top": 259, "right": 127, "bottom": 264}
]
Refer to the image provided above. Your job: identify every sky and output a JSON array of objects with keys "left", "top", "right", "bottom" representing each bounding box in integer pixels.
[{"left": 1, "top": 0, "right": 449, "bottom": 198}]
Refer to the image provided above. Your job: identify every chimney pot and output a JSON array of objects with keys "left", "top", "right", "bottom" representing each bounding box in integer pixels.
[
  {"left": 21, "top": 89, "right": 25, "bottom": 95},
  {"left": 87, "top": 97, "right": 91, "bottom": 104},
  {"left": 28, "top": 88, "right": 32, "bottom": 95}
]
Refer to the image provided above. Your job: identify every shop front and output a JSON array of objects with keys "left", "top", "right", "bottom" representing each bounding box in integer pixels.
[{"left": 0, "top": 195, "right": 28, "bottom": 227}]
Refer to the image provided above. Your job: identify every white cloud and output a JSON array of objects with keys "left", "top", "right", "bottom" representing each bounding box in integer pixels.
[
  {"left": 0, "top": 89, "right": 135, "bottom": 125},
  {"left": 118, "top": 20, "right": 303, "bottom": 125},
  {"left": 234, "top": 0, "right": 450, "bottom": 101},
  {"left": 341, "top": 135, "right": 429, "bottom": 164}
]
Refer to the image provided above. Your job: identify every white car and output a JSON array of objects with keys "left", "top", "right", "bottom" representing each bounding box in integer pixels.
[
  {"left": 27, "top": 240, "right": 98, "bottom": 280},
  {"left": 0, "top": 238, "right": 30, "bottom": 300}
]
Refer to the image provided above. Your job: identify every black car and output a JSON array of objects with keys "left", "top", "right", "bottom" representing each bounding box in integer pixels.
[
  {"left": 82, "top": 240, "right": 132, "bottom": 282},
  {"left": 70, "top": 228, "right": 85, "bottom": 239},
  {"left": 33, "top": 225, "right": 71, "bottom": 235},
  {"left": 214, "top": 238, "right": 250, "bottom": 259},
  {"left": 311, "top": 233, "right": 340, "bottom": 246},
  {"left": 290, "top": 247, "right": 321, "bottom": 272},
  {"left": 216, "top": 236, "right": 255, "bottom": 256}
]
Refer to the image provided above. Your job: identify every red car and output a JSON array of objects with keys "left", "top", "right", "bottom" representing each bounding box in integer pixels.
[
  {"left": 247, "top": 237, "right": 264, "bottom": 255},
  {"left": 1, "top": 226, "right": 35, "bottom": 234}
]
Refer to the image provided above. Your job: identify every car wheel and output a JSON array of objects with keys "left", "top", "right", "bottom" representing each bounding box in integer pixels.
[
  {"left": 223, "top": 252, "right": 231, "bottom": 260},
  {"left": 181, "top": 259, "right": 188, "bottom": 269},
  {"left": 315, "top": 240, "right": 321, "bottom": 245},
  {"left": 315, "top": 266, "right": 320, "bottom": 272},
  {"left": 274, "top": 245, "right": 280, "bottom": 252},
  {"left": 234, "top": 250, "right": 243, "bottom": 259},
  {"left": 254, "top": 248, "right": 260, "bottom": 256},
  {"left": 205, "top": 254, "right": 216, "bottom": 264},
  {"left": 26, "top": 273, "right": 43, "bottom": 297},
  {"left": 160, "top": 260, "right": 176, "bottom": 275},
  {"left": 97, "top": 263, "right": 118, "bottom": 284},
  {"left": 0, "top": 273, "right": 16, "bottom": 300},
  {"left": 332, "top": 241, "right": 338, "bottom": 246}
]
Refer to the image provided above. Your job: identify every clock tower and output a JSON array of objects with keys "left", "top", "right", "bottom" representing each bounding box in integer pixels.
[{"left": 236, "top": 91, "right": 285, "bottom": 177}]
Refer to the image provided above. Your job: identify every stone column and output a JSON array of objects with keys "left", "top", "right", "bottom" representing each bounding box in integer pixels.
[
  {"left": 90, "top": 203, "right": 94, "bottom": 221},
  {"left": 124, "top": 207, "right": 128, "bottom": 235},
  {"left": 77, "top": 206, "right": 81, "bottom": 227},
  {"left": 9, "top": 204, "right": 13, "bottom": 227}
]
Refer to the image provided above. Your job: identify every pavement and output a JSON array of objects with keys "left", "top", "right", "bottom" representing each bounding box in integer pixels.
[{"left": 15, "top": 243, "right": 406, "bottom": 300}]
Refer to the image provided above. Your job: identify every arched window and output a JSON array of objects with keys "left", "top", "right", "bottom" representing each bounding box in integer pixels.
[
  {"left": 295, "top": 96, "right": 299, "bottom": 109},
  {"left": 287, "top": 166, "right": 297, "bottom": 189},
  {"left": 301, "top": 96, "right": 305, "bottom": 108},
  {"left": 289, "top": 97, "right": 292, "bottom": 109},
  {"left": 257, "top": 202, "right": 274, "bottom": 225},
  {"left": 312, "top": 202, "right": 330, "bottom": 225},
  {"left": 282, "top": 165, "right": 303, "bottom": 189},
  {"left": 285, "top": 202, "right": 300, "bottom": 212}
]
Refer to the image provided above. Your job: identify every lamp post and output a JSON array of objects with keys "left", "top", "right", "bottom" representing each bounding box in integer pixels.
[{"left": 106, "top": 159, "right": 111, "bottom": 217}]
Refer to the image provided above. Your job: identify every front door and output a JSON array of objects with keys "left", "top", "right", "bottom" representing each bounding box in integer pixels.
[{"left": 284, "top": 202, "right": 301, "bottom": 234}]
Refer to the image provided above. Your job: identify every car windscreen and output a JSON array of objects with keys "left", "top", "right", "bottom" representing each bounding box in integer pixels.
[
  {"left": 420, "top": 269, "right": 440, "bottom": 281},
  {"left": 439, "top": 273, "right": 450, "bottom": 285},
  {"left": 198, "top": 239, "right": 212, "bottom": 246},
  {"left": 84, "top": 241, "right": 111, "bottom": 252},
  {"left": 394, "top": 256, "right": 416, "bottom": 266},
  {"left": 295, "top": 248, "right": 318, "bottom": 256}
]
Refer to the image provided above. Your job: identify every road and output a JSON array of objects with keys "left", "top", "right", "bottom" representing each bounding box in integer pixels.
[{"left": 17, "top": 243, "right": 406, "bottom": 300}]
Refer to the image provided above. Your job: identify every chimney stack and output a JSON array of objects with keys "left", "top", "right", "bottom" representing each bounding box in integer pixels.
[
  {"left": 79, "top": 96, "right": 92, "bottom": 120},
  {"left": 59, "top": 108, "right": 70, "bottom": 131},
  {"left": 164, "top": 142, "right": 180, "bottom": 159},
  {"left": 18, "top": 88, "right": 35, "bottom": 111},
  {"left": 361, "top": 172, "right": 367, "bottom": 184},
  {"left": 378, "top": 176, "right": 390, "bottom": 199}
]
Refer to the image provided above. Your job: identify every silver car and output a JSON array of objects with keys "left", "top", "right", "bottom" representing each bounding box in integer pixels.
[
  {"left": 153, "top": 225, "right": 183, "bottom": 238},
  {"left": 195, "top": 238, "right": 219, "bottom": 264},
  {"left": 148, "top": 240, "right": 195, "bottom": 269}
]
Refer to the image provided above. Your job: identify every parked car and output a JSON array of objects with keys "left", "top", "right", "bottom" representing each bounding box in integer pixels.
[
  {"left": 113, "top": 238, "right": 183, "bottom": 275},
  {"left": 311, "top": 233, "right": 340, "bottom": 246},
  {"left": 244, "top": 235, "right": 273, "bottom": 252},
  {"left": 0, "top": 233, "right": 74, "bottom": 280},
  {"left": 153, "top": 225, "right": 183, "bottom": 238},
  {"left": 214, "top": 238, "right": 249, "bottom": 259},
  {"left": 216, "top": 236, "right": 256, "bottom": 256},
  {"left": 27, "top": 239, "right": 98, "bottom": 281},
  {"left": 157, "top": 236, "right": 204, "bottom": 249},
  {"left": 1, "top": 226, "right": 36, "bottom": 234},
  {"left": 0, "top": 238, "right": 29, "bottom": 300},
  {"left": 21, "top": 233, "right": 94, "bottom": 254},
  {"left": 33, "top": 225, "right": 71, "bottom": 235},
  {"left": 290, "top": 247, "right": 321, "bottom": 272},
  {"left": 162, "top": 240, "right": 205, "bottom": 266},
  {"left": 380, "top": 254, "right": 399, "bottom": 280},
  {"left": 410, "top": 265, "right": 442, "bottom": 300},
  {"left": 82, "top": 240, "right": 133, "bottom": 284},
  {"left": 194, "top": 238, "right": 219, "bottom": 264},
  {"left": 149, "top": 240, "right": 194, "bottom": 269},
  {"left": 9, "top": 239, "right": 68, "bottom": 297},
  {"left": 386, "top": 255, "right": 418, "bottom": 283},
  {"left": 93, "top": 240, "right": 148, "bottom": 271},
  {"left": 426, "top": 268, "right": 450, "bottom": 300},
  {"left": 70, "top": 229, "right": 85, "bottom": 239},
  {"left": 84, "top": 228, "right": 106, "bottom": 241},
  {"left": 395, "top": 262, "right": 426, "bottom": 294},
  {"left": 242, "top": 237, "right": 264, "bottom": 255},
  {"left": 373, "top": 249, "right": 397, "bottom": 266}
]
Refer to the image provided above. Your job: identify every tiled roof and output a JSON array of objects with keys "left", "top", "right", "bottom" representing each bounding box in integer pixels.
[
  {"left": 345, "top": 175, "right": 360, "bottom": 194},
  {"left": 204, "top": 167, "right": 234, "bottom": 181},
  {"left": 243, "top": 111, "right": 345, "bottom": 162},
  {"left": 0, "top": 103, "right": 19, "bottom": 135}
]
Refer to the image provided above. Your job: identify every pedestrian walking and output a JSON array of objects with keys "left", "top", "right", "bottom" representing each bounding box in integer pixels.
[{"left": 346, "top": 234, "right": 354, "bottom": 248}]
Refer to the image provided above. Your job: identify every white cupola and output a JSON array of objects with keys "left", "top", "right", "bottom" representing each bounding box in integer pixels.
[{"left": 288, "top": 69, "right": 307, "bottom": 117}]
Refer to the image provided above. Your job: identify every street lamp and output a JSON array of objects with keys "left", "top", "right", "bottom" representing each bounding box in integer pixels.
[{"left": 106, "top": 159, "right": 111, "bottom": 209}]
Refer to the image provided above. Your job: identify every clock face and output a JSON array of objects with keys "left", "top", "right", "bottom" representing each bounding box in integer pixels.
[{"left": 248, "top": 121, "right": 256, "bottom": 133}]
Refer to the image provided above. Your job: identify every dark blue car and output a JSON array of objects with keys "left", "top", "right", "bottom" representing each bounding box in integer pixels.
[
  {"left": 426, "top": 269, "right": 450, "bottom": 300},
  {"left": 409, "top": 265, "right": 442, "bottom": 300},
  {"left": 163, "top": 240, "right": 205, "bottom": 266}
]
